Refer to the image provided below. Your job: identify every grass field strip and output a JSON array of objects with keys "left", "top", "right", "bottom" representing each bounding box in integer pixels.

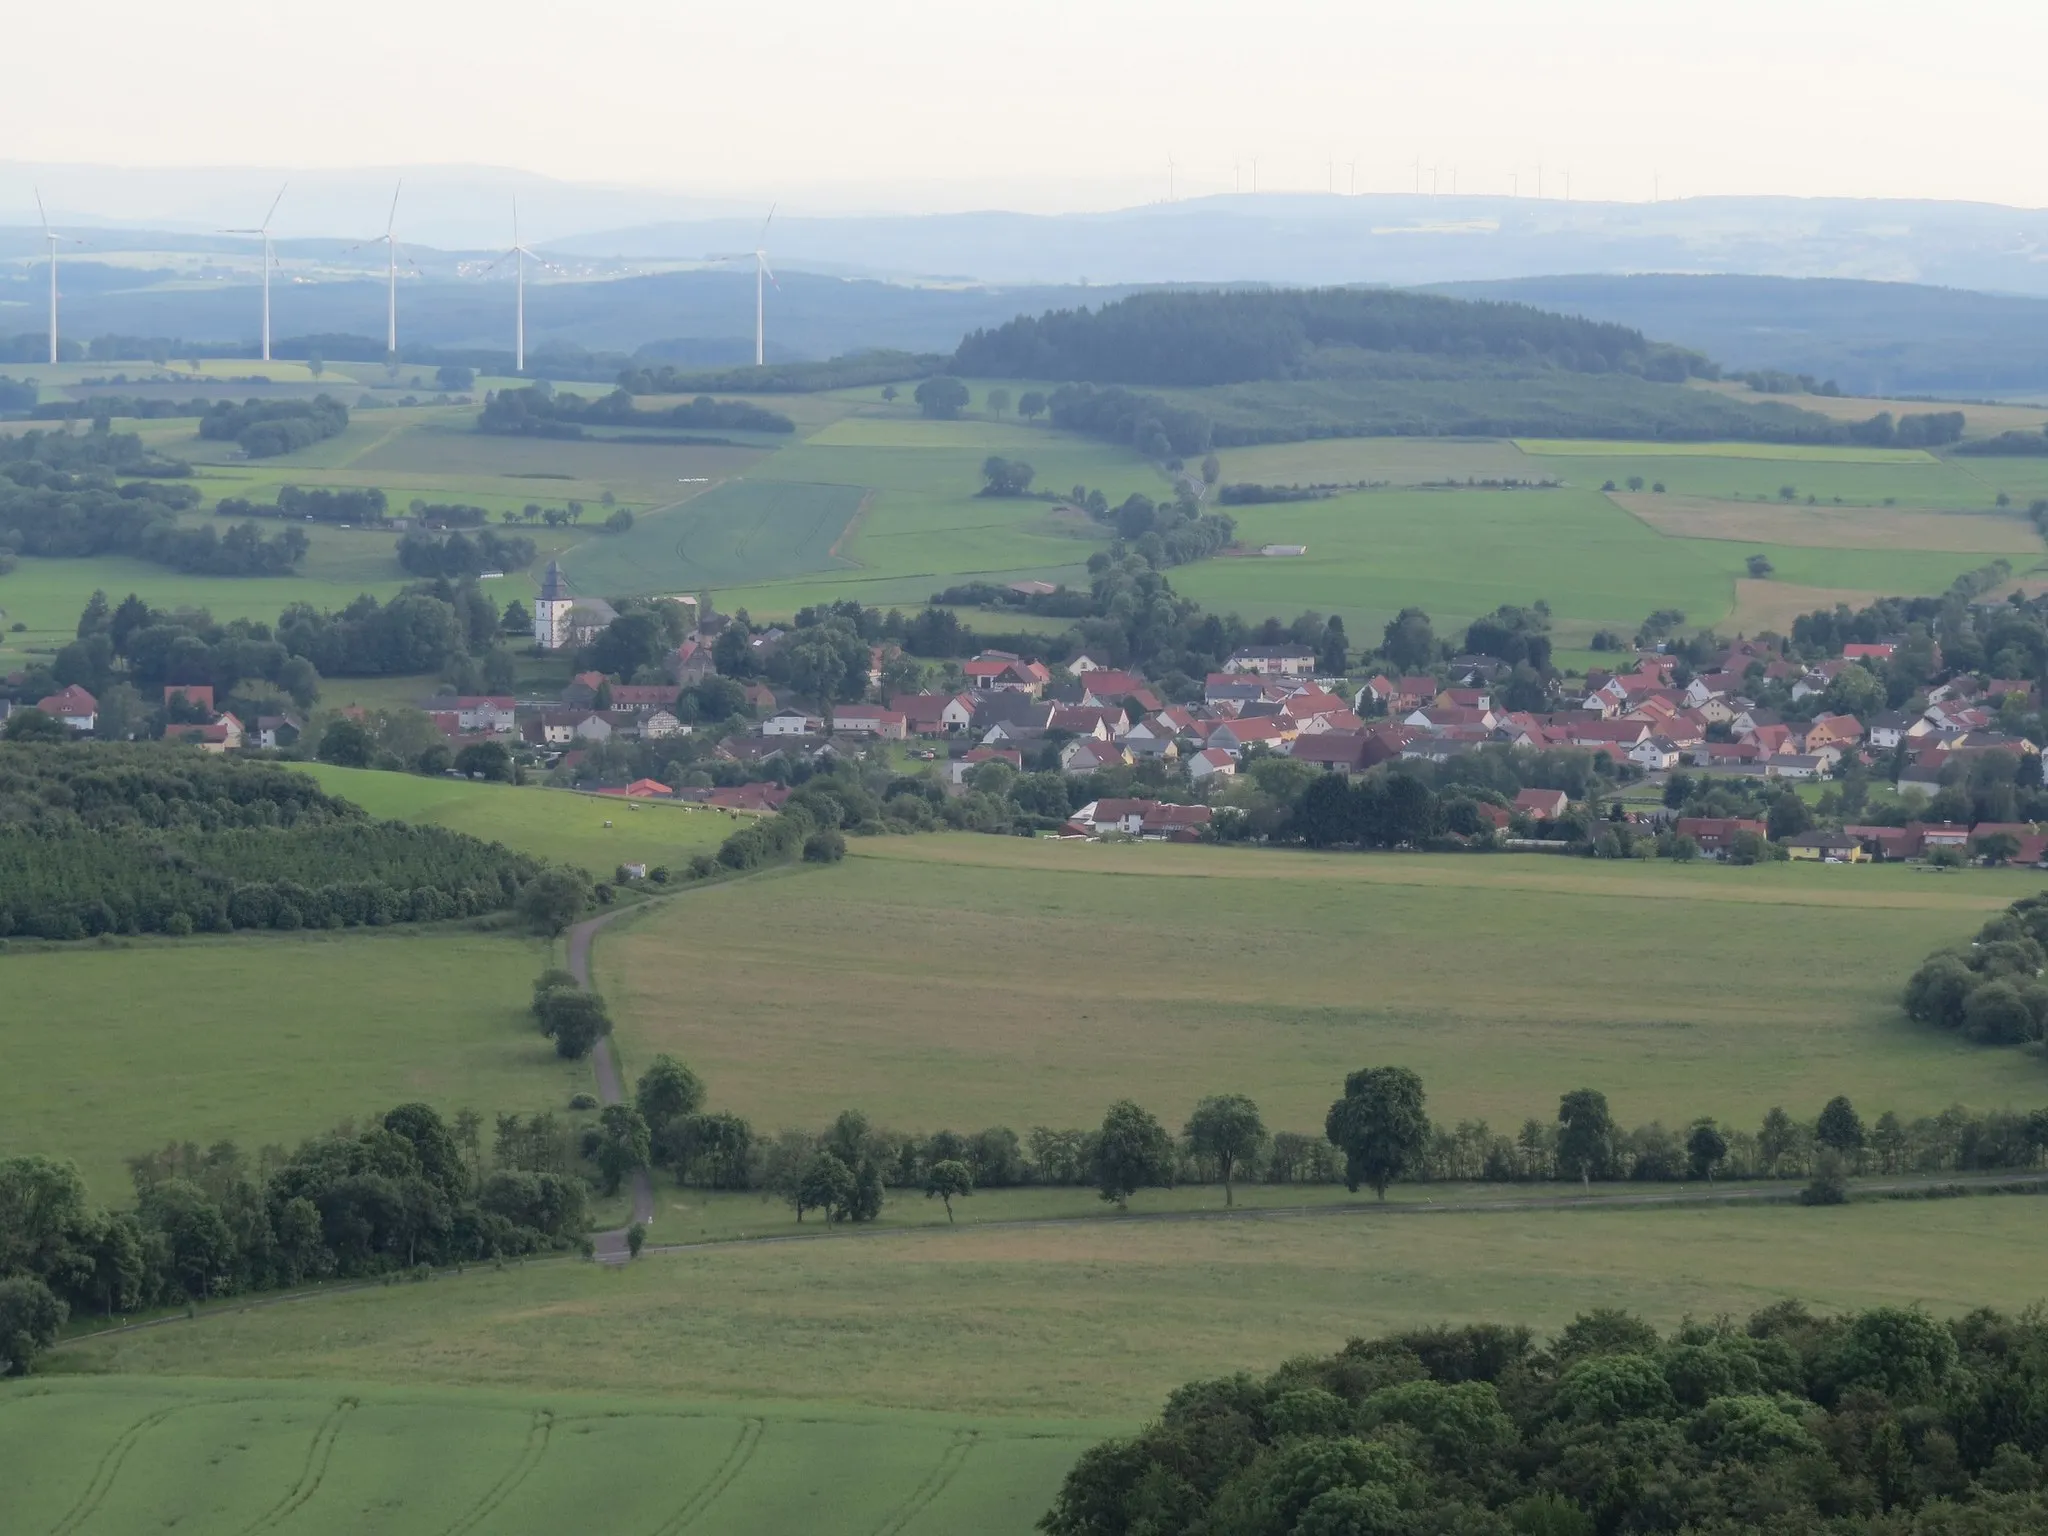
[{"left": 872, "top": 1428, "right": 981, "bottom": 1536}]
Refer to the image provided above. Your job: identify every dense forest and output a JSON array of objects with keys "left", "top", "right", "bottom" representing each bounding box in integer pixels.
[
  {"left": 0, "top": 744, "right": 539, "bottom": 939},
  {"left": 953, "top": 288, "right": 1703, "bottom": 387},
  {"left": 197, "top": 395, "right": 350, "bottom": 458},
  {"left": 1042, "top": 1303, "right": 2048, "bottom": 1535},
  {"left": 0, "top": 427, "right": 308, "bottom": 576},
  {"left": 478, "top": 384, "right": 794, "bottom": 438}
]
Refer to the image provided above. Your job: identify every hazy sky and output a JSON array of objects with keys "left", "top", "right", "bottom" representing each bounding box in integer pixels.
[{"left": 9, "top": 0, "right": 2045, "bottom": 212}]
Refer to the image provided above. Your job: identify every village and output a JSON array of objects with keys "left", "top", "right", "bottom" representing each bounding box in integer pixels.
[{"left": 6, "top": 607, "right": 2042, "bottom": 864}]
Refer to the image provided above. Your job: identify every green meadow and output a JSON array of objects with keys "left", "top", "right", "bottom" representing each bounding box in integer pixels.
[
  {"left": 299, "top": 763, "right": 736, "bottom": 871},
  {"left": 0, "top": 928, "right": 568, "bottom": 1198},
  {"left": 561, "top": 478, "right": 869, "bottom": 596},
  {"left": 47, "top": 1198, "right": 2048, "bottom": 1419},
  {"left": 604, "top": 836, "right": 2045, "bottom": 1142}
]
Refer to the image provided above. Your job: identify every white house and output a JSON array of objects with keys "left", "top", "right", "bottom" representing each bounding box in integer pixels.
[
  {"left": 762, "top": 710, "right": 823, "bottom": 736},
  {"left": 36, "top": 685, "right": 98, "bottom": 732},
  {"left": 1627, "top": 736, "right": 1681, "bottom": 771},
  {"left": 1187, "top": 747, "right": 1237, "bottom": 783},
  {"left": 642, "top": 710, "right": 689, "bottom": 740}
]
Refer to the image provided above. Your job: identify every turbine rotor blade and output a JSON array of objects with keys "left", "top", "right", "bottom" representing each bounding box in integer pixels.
[
  {"left": 34, "top": 186, "right": 48, "bottom": 232},
  {"left": 264, "top": 183, "right": 288, "bottom": 231},
  {"left": 386, "top": 182, "right": 402, "bottom": 235}
]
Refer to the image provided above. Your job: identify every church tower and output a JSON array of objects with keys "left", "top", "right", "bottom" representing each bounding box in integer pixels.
[{"left": 535, "top": 560, "right": 574, "bottom": 650}]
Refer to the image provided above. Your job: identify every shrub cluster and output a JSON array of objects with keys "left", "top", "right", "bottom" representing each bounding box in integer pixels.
[
  {"left": 1903, "top": 892, "right": 2048, "bottom": 1047},
  {"left": 1043, "top": 1303, "right": 2048, "bottom": 1536},
  {"left": 396, "top": 528, "right": 536, "bottom": 579},
  {"left": 478, "top": 385, "right": 794, "bottom": 438}
]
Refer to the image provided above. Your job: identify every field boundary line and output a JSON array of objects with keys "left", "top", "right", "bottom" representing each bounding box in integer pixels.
[
  {"left": 236, "top": 1395, "right": 357, "bottom": 1534},
  {"left": 827, "top": 489, "right": 878, "bottom": 566},
  {"left": 650, "top": 1415, "right": 763, "bottom": 1533},
  {"left": 440, "top": 1407, "right": 554, "bottom": 1535},
  {"left": 870, "top": 1427, "right": 979, "bottom": 1536}
]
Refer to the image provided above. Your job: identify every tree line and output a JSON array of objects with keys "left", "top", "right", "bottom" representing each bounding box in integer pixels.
[
  {"left": 0, "top": 744, "right": 542, "bottom": 940},
  {"left": 197, "top": 395, "right": 349, "bottom": 458},
  {"left": 615, "top": 353, "right": 937, "bottom": 396},
  {"left": 218, "top": 485, "right": 390, "bottom": 523},
  {"left": 478, "top": 384, "right": 794, "bottom": 438},
  {"left": 1041, "top": 1300, "right": 2048, "bottom": 1536},
  {"left": 0, "top": 1102, "right": 590, "bottom": 1376}
]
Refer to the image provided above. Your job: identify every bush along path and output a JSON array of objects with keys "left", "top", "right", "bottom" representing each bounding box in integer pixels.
[{"left": 566, "top": 904, "right": 655, "bottom": 1261}]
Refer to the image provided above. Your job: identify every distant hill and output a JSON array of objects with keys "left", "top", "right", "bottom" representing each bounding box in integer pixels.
[
  {"left": 952, "top": 288, "right": 1874, "bottom": 448},
  {"left": 1427, "top": 274, "right": 2048, "bottom": 397}
]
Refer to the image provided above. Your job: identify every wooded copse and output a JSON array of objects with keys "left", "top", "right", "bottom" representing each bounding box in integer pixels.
[
  {"left": 196, "top": 395, "right": 349, "bottom": 458},
  {"left": 0, "top": 1103, "right": 590, "bottom": 1376},
  {"left": 1904, "top": 892, "right": 2048, "bottom": 1049},
  {"left": 0, "top": 745, "right": 541, "bottom": 939},
  {"left": 1041, "top": 1301, "right": 2048, "bottom": 1536},
  {"left": 477, "top": 384, "right": 795, "bottom": 438},
  {"left": 0, "top": 426, "right": 307, "bottom": 577}
]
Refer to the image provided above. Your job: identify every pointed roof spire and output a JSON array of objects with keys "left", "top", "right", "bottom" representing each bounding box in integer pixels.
[{"left": 538, "top": 560, "right": 570, "bottom": 602}]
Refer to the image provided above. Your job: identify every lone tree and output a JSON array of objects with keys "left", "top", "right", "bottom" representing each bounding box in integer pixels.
[
  {"left": 594, "top": 1105, "right": 651, "bottom": 1196},
  {"left": 1556, "top": 1089, "right": 1616, "bottom": 1188},
  {"left": 0, "top": 1275, "right": 67, "bottom": 1377},
  {"left": 1686, "top": 1119, "right": 1729, "bottom": 1183},
  {"left": 1185, "top": 1094, "right": 1267, "bottom": 1206},
  {"left": 1816, "top": 1096, "right": 1867, "bottom": 1162},
  {"left": 625, "top": 1222, "right": 647, "bottom": 1259},
  {"left": 791, "top": 1151, "right": 855, "bottom": 1223},
  {"left": 635, "top": 1055, "right": 706, "bottom": 1134},
  {"left": 517, "top": 868, "right": 590, "bottom": 936},
  {"left": 538, "top": 990, "right": 611, "bottom": 1060},
  {"left": 1092, "top": 1101, "right": 1176, "bottom": 1210},
  {"left": 924, "top": 1159, "right": 974, "bottom": 1222},
  {"left": 1324, "top": 1067, "right": 1429, "bottom": 1199},
  {"left": 986, "top": 387, "right": 1011, "bottom": 418},
  {"left": 915, "top": 375, "right": 969, "bottom": 420}
]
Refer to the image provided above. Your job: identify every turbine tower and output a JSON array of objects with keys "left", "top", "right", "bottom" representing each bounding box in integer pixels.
[
  {"left": 750, "top": 205, "right": 776, "bottom": 367},
  {"left": 487, "top": 199, "right": 539, "bottom": 374},
  {"left": 347, "top": 184, "right": 406, "bottom": 359},
  {"left": 34, "top": 190, "right": 80, "bottom": 366},
  {"left": 221, "top": 184, "right": 287, "bottom": 362}
]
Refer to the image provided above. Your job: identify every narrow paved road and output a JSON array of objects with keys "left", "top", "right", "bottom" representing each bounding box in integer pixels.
[{"left": 566, "top": 903, "right": 653, "bottom": 1260}]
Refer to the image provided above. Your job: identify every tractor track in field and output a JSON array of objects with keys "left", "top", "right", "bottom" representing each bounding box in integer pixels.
[
  {"left": 440, "top": 1408, "right": 554, "bottom": 1535},
  {"left": 648, "top": 1415, "right": 764, "bottom": 1533},
  {"left": 566, "top": 901, "right": 656, "bottom": 1255},
  {"left": 235, "top": 1395, "right": 357, "bottom": 1534},
  {"left": 50, "top": 1399, "right": 215, "bottom": 1535},
  {"left": 871, "top": 1427, "right": 979, "bottom": 1536}
]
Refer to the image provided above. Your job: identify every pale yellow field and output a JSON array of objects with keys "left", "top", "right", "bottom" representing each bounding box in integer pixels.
[
  {"left": 1726, "top": 577, "right": 1894, "bottom": 633},
  {"left": 1694, "top": 383, "right": 2048, "bottom": 439},
  {"left": 1612, "top": 492, "right": 2041, "bottom": 552}
]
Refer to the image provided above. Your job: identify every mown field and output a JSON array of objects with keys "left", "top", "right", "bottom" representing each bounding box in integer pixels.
[
  {"left": 605, "top": 837, "right": 2043, "bottom": 1141},
  {"left": 47, "top": 1197, "right": 2048, "bottom": 1419},
  {"left": 0, "top": 928, "right": 569, "bottom": 1200},
  {"left": 1, "top": 1376, "right": 1097, "bottom": 1536},
  {"left": 299, "top": 764, "right": 736, "bottom": 873},
  {"left": 561, "top": 478, "right": 869, "bottom": 597}
]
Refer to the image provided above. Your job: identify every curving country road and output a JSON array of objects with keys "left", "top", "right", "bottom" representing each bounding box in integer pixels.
[{"left": 565, "top": 903, "right": 654, "bottom": 1260}]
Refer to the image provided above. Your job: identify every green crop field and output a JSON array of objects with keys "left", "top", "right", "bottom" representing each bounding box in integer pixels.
[
  {"left": 561, "top": 478, "right": 869, "bottom": 596},
  {"left": 0, "top": 928, "right": 571, "bottom": 1198},
  {"left": 45, "top": 1197, "right": 2048, "bottom": 1419},
  {"left": 1166, "top": 484, "right": 1999, "bottom": 639},
  {"left": 1, "top": 1377, "right": 1097, "bottom": 1536},
  {"left": 605, "top": 837, "right": 2042, "bottom": 1142},
  {"left": 299, "top": 764, "right": 736, "bottom": 870}
]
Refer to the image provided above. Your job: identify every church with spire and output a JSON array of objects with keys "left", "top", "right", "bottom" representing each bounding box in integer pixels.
[{"left": 532, "top": 560, "right": 618, "bottom": 650}]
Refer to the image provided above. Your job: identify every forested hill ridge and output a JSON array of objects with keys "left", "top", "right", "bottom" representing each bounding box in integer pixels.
[
  {"left": 947, "top": 287, "right": 1872, "bottom": 447},
  {"left": 952, "top": 288, "right": 1705, "bottom": 388}
]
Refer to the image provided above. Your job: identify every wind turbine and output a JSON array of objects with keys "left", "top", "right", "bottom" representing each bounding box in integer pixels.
[
  {"left": 221, "top": 184, "right": 287, "bottom": 362},
  {"left": 34, "top": 190, "right": 81, "bottom": 366},
  {"left": 483, "top": 198, "right": 541, "bottom": 373},
  {"left": 710, "top": 207, "right": 779, "bottom": 367},
  {"left": 348, "top": 184, "right": 407, "bottom": 359}
]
